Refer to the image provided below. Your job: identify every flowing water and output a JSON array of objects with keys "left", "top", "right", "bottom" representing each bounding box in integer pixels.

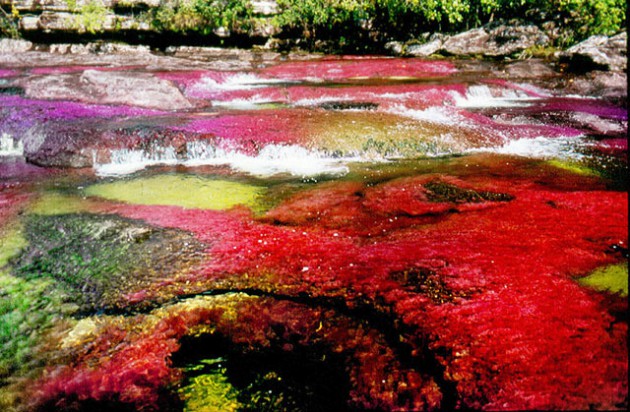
[{"left": 0, "top": 50, "right": 627, "bottom": 411}]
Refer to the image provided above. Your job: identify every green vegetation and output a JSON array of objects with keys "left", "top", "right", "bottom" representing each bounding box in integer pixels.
[
  {"left": 1, "top": 0, "right": 626, "bottom": 50},
  {"left": 149, "top": 0, "right": 254, "bottom": 35},
  {"left": 85, "top": 174, "right": 266, "bottom": 211},
  {"left": 74, "top": 0, "right": 110, "bottom": 34},
  {"left": 0, "top": 227, "right": 68, "bottom": 379},
  {"left": 579, "top": 262, "right": 628, "bottom": 296},
  {"left": 273, "top": 0, "right": 626, "bottom": 49},
  {"left": 0, "top": 1, "right": 20, "bottom": 38}
]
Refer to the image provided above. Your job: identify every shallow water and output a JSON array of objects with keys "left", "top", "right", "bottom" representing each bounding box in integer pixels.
[{"left": 0, "top": 51, "right": 627, "bottom": 411}]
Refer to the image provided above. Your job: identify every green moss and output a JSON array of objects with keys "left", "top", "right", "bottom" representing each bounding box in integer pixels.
[
  {"left": 0, "top": 226, "right": 26, "bottom": 268},
  {"left": 0, "top": 270, "right": 67, "bottom": 378},
  {"left": 85, "top": 175, "right": 265, "bottom": 211},
  {"left": 424, "top": 180, "right": 514, "bottom": 203},
  {"left": 547, "top": 159, "right": 598, "bottom": 177},
  {"left": 12, "top": 213, "right": 206, "bottom": 311},
  {"left": 578, "top": 263, "right": 628, "bottom": 296}
]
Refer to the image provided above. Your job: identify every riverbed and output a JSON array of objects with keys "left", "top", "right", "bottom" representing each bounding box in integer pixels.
[{"left": 0, "top": 47, "right": 627, "bottom": 411}]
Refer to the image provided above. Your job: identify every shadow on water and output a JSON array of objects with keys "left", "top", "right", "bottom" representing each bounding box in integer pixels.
[{"left": 171, "top": 333, "right": 353, "bottom": 412}]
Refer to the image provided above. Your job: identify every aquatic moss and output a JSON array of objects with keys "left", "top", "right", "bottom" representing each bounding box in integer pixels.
[
  {"left": 578, "top": 263, "right": 628, "bottom": 296},
  {"left": 424, "top": 180, "right": 514, "bottom": 203},
  {"left": 547, "top": 159, "right": 598, "bottom": 177},
  {"left": 13, "top": 213, "right": 206, "bottom": 312},
  {"left": 0, "top": 270, "right": 67, "bottom": 379},
  {"left": 85, "top": 175, "right": 265, "bottom": 211},
  {"left": 179, "top": 359, "right": 241, "bottom": 412},
  {"left": 306, "top": 111, "right": 483, "bottom": 157},
  {"left": 0, "top": 226, "right": 26, "bottom": 268}
]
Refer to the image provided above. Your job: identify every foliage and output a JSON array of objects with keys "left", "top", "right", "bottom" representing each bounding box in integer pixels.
[
  {"left": 272, "top": 0, "right": 627, "bottom": 49},
  {"left": 150, "top": 0, "right": 254, "bottom": 35},
  {"left": 73, "top": 0, "right": 110, "bottom": 34},
  {"left": 0, "top": 1, "right": 20, "bottom": 39}
]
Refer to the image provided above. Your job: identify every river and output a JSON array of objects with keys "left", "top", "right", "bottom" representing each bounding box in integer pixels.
[{"left": 0, "top": 47, "right": 627, "bottom": 411}]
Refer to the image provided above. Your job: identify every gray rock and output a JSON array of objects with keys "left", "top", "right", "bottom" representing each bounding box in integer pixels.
[
  {"left": 251, "top": 0, "right": 278, "bottom": 15},
  {"left": 0, "top": 38, "right": 33, "bottom": 53},
  {"left": 407, "top": 35, "right": 445, "bottom": 57},
  {"left": 384, "top": 41, "right": 404, "bottom": 56},
  {"left": 567, "top": 71, "right": 627, "bottom": 98},
  {"left": 442, "top": 28, "right": 491, "bottom": 56},
  {"left": 21, "top": 70, "right": 192, "bottom": 110},
  {"left": 438, "top": 23, "right": 550, "bottom": 57},
  {"left": 560, "top": 32, "right": 627, "bottom": 72},
  {"left": 501, "top": 60, "right": 556, "bottom": 79}
]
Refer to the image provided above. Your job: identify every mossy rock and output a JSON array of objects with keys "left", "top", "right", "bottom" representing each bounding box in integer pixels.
[{"left": 12, "top": 213, "right": 206, "bottom": 312}]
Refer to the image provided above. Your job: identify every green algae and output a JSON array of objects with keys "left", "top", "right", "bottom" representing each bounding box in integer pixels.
[
  {"left": 0, "top": 226, "right": 27, "bottom": 268},
  {"left": 85, "top": 174, "right": 265, "bottom": 211},
  {"left": 179, "top": 359, "right": 241, "bottom": 412},
  {"left": 13, "top": 213, "right": 206, "bottom": 312},
  {"left": 578, "top": 263, "right": 628, "bottom": 296},
  {"left": 27, "top": 192, "right": 95, "bottom": 216},
  {"left": 0, "top": 270, "right": 68, "bottom": 378},
  {"left": 547, "top": 159, "right": 598, "bottom": 177},
  {"left": 307, "top": 111, "right": 480, "bottom": 157},
  {"left": 424, "top": 180, "right": 514, "bottom": 203}
]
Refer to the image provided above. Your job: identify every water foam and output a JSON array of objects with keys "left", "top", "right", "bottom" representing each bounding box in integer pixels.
[
  {"left": 192, "top": 73, "right": 293, "bottom": 93},
  {"left": 94, "top": 142, "right": 352, "bottom": 178},
  {"left": 388, "top": 105, "right": 467, "bottom": 125},
  {"left": 0, "top": 133, "right": 24, "bottom": 156},
  {"left": 452, "top": 85, "right": 538, "bottom": 108},
  {"left": 468, "top": 136, "right": 586, "bottom": 160}
]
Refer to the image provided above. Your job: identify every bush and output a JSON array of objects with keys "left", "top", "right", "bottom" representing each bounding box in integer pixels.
[
  {"left": 272, "top": 0, "right": 627, "bottom": 50},
  {"left": 0, "top": 2, "right": 20, "bottom": 39},
  {"left": 150, "top": 0, "right": 254, "bottom": 35}
]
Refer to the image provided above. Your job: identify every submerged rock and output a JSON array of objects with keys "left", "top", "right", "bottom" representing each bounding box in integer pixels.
[
  {"left": 85, "top": 175, "right": 266, "bottom": 212},
  {"left": 12, "top": 213, "right": 206, "bottom": 312}
]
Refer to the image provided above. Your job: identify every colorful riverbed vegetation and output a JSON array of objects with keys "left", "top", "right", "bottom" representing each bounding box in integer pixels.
[{"left": 0, "top": 49, "right": 627, "bottom": 411}]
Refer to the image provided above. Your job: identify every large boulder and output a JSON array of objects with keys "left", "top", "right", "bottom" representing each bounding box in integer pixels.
[
  {"left": 20, "top": 69, "right": 192, "bottom": 110},
  {"left": 560, "top": 32, "right": 627, "bottom": 72},
  {"left": 406, "top": 22, "right": 550, "bottom": 58}
]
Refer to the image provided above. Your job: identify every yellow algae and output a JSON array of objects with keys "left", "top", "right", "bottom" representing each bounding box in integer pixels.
[
  {"left": 180, "top": 366, "right": 241, "bottom": 412},
  {"left": 28, "top": 192, "right": 95, "bottom": 216},
  {"left": 85, "top": 175, "right": 265, "bottom": 211},
  {"left": 305, "top": 111, "right": 481, "bottom": 156},
  {"left": 578, "top": 263, "right": 628, "bottom": 296},
  {"left": 547, "top": 159, "right": 597, "bottom": 176}
]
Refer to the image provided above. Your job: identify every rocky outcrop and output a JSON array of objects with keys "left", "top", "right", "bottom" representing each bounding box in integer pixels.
[
  {"left": 405, "top": 22, "right": 551, "bottom": 58},
  {"left": 2, "top": 0, "right": 277, "bottom": 38},
  {"left": 19, "top": 69, "right": 192, "bottom": 110},
  {"left": 559, "top": 32, "right": 627, "bottom": 72}
]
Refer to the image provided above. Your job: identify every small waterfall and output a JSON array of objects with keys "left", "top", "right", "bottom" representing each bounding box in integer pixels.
[
  {"left": 94, "top": 141, "right": 353, "bottom": 178},
  {"left": 452, "top": 85, "right": 538, "bottom": 108},
  {"left": 0, "top": 133, "right": 24, "bottom": 156},
  {"left": 468, "top": 136, "right": 587, "bottom": 159}
]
